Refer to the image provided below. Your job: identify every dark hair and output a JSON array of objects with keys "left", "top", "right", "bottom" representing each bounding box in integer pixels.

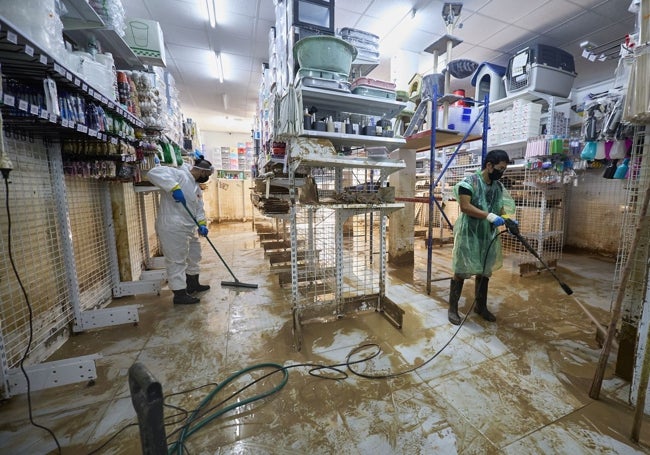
[{"left": 482, "top": 149, "right": 510, "bottom": 169}]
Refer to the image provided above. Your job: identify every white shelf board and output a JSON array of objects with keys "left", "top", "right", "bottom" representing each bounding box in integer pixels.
[
  {"left": 489, "top": 91, "right": 571, "bottom": 113},
  {"left": 291, "top": 153, "right": 406, "bottom": 172},
  {"left": 61, "top": 0, "right": 104, "bottom": 30},
  {"left": 300, "top": 86, "right": 406, "bottom": 118},
  {"left": 299, "top": 130, "right": 406, "bottom": 152}
]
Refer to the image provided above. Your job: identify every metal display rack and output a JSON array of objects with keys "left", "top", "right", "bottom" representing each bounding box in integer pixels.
[
  {"left": 500, "top": 166, "right": 568, "bottom": 274},
  {"left": 0, "top": 13, "right": 148, "bottom": 398},
  {"left": 287, "top": 89, "right": 407, "bottom": 350}
]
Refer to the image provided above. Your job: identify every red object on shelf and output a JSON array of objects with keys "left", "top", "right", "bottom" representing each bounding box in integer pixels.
[
  {"left": 453, "top": 89, "right": 466, "bottom": 106},
  {"left": 350, "top": 77, "right": 396, "bottom": 91}
]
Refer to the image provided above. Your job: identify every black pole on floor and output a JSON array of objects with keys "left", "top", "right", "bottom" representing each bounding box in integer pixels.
[{"left": 128, "top": 362, "right": 167, "bottom": 454}]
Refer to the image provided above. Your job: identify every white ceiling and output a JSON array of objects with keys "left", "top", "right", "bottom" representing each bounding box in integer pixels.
[{"left": 122, "top": 0, "right": 636, "bottom": 134}]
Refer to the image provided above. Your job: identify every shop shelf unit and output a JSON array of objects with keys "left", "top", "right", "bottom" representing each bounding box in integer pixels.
[
  {"left": 500, "top": 165, "right": 569, "bottom": 275},
  {"left": 0, "top": 13, "right": 149, "bottom": 398},
  {"left": 287, "top": 88, "right": 407, "bottom": 350}
]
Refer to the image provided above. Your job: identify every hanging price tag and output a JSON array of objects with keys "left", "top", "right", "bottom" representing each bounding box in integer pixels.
[
  {"left": 77, "top": 124, "right": 88, "bottom": 133},
  {"left": 101, "top": 96, "right": 107, "bottom": 104},
  {"left": 108, "top": 101, "right": 115, "bottom": 109},
  {"left": 88, "top": 89, "right": 94, "bottom": 98},
  {"left": 18, "top": 99, "right": 28, "bottom": 111},
  {"left": 49, "top": 113, "right": 57, "bottom": 123},
  {"left": 30, "top": 104, "right": 39, "bottom": 116},
  {"left": 62, "top": 119, "right": 69, "bottom": 128},
  {"left": 53, "top": 63, "right": 65, "bottom": 75},
  {"left": 74, "top": 78, "right": 81, "bottom": 87},
  {"left": 88, "top": 128, "right": 97, "bottom": 137},
  {"left": 82, "top": 83, "right": 88, "bottom": 92},
  {"left": 40, "top": 109, "right": 49, "bottom": 119},
  {"left": 111, "top": 137, "right": 118, "bottom": 145},
  {"left": 24, "top": 45, "right": 33, "bottom": 57},
  {"left": 6, "top": 31, "right": 17, "bottom": 44},
  {"left": 66, "top": 72, "right": 73, "bottom": 81},
  {"left": 3, "top": 94, "right": 15, "bottom": 107},
  {"left": 39, "top": 55, "right": 47, "bottom": 65}
]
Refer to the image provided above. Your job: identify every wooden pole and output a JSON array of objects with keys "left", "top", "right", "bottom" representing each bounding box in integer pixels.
[
  {"left": 632, "top": 300, "right": 650, "bottom": 442},
  {"left": 589, "top": 184, "right": 650, "bottom": 399}
]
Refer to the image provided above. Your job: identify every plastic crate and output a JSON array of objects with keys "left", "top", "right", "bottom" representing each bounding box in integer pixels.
[
  {"left": 505, "top": 44, "right": 576, "bottom": 97},
  {"left": 506, "top": 63, "right": 576, "bottom": 98},
  {"left": 351, "top": 86, "right": 396, "bottom": 100},
  {"left": 351, "top": 77, "right": 396, "bottom": 91},
  {"left": 339, "top": 27, "right": 379, "bottom": 45}
]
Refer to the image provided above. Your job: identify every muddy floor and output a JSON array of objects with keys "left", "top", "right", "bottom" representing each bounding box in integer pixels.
[{"left": 1, "top": 221, "right": 648, "bottom": 454}]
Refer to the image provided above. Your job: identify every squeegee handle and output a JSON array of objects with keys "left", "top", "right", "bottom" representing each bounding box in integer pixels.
[{"left": 180, "top": 202, "right": 239, "bottom": 281}]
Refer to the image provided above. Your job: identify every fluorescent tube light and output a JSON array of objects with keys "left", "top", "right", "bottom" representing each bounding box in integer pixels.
[
  {"left": 215, "top": 52, "right": 224, "bottom": 83},
  {"left": 206, "top": 0, "right": 216, "bottom": 28}
]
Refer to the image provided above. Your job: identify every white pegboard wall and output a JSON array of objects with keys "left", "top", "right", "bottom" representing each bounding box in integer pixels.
[
  {"left": 142, "top": 191, "right": 161, "bottom": 259},
  {"left": 0, "top": 138, "right": 72, "bottom": 369},
  {"left": 122, "top": 182, "right": 146, "bottom": 280}
]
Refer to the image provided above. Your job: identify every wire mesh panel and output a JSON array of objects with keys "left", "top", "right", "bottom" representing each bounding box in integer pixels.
[
  {"left": 292, "top": 206, "right": 337, "bottom": 317},
  {"left": 292, "top": 205, "right": 388, "bottom": 317},
  {"left": 501, "top": 166, "right": 568, "bottom": 273},
  {"left": 66, "top": 178, "right": 114, "bottom": 309},
  {"left": 290, "top": 159, "right": 401, "bottom": 321},
  {"left": 615, "top": 127, "right": 650, "bottom": 322},
  {"left": 0, "top": 138, "right": 71, "bottom": 368}
]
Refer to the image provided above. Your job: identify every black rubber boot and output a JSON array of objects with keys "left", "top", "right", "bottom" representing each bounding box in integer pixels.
[
  {"left": 474, "top": 276, "right": 496, "bottom": 322},
  {"left": 173, "top": 289, "right": 200, "bottom": 305},
  {"left": 448, "top": 278, "right": 464, "bottom": 325},
  {"left": 186, "top": 274, "right": 210, "bottom": 294}
]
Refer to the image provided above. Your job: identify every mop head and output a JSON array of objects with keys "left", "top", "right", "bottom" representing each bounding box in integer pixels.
[{"left": 221, "top": 280, "right": 258, "bottom": 289}]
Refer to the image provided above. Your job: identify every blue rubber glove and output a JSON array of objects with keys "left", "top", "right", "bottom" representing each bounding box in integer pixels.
[
  {"left": 198, "top": 220, "right": 208, "bottom": 236},
  {"left": 171, "top": 185, "right": 185, "bottom": 204},
  {"left": 486, "top": 212, "right": 505, "bottom": 226}
]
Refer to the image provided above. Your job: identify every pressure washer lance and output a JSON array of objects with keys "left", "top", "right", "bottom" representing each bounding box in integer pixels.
[{"left": 504, "top": 218, "right": 573, "bottom": 295}]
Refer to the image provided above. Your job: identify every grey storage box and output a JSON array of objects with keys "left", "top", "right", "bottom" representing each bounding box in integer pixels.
[{"left": 505, "top": 45, "right": 577, "bottom": 98}]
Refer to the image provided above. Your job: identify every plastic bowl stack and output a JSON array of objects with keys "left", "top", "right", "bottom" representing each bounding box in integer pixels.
[{"left": 293, "top": 36, "right": 358, "bottom": 77}]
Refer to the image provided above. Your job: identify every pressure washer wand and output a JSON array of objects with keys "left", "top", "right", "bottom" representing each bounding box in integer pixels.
[{"left": 504, "top": 218, "right": 573, "bottom": 295}]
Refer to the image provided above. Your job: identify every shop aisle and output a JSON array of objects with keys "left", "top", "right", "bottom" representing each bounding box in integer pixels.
[{"left": 0, "top": 221, "right": 648, "bottom": 454}]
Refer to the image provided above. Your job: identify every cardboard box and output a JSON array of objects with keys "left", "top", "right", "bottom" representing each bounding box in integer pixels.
[{"left": 123, "top": 18, "right": 167, "bottom": 67}]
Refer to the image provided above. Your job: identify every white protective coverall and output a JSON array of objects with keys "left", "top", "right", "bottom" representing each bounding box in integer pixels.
[{"left": 147, "top": 163, "right": 207, "bottom": 291}]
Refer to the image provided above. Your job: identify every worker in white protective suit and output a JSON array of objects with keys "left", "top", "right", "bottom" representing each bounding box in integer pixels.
[{"left": 147, "top": 157, "right": 214, "bottom": 304}]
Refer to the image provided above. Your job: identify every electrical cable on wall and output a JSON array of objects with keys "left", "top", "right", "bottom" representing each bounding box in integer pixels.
[{"left": 1, "top": 114, "right": 62, "bottom": 454}]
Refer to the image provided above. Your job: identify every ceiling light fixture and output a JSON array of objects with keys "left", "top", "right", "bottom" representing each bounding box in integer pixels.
[
  {"left": 206, "top": 0, "right": 216, "bottom": 28},
  {"left": 215, "top": 51, "right": 224, "bottom": 83}
]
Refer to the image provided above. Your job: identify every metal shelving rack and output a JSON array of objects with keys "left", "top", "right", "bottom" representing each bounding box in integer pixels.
[
  {"left": 287, "top": 153, "right": 405, "bottom": 350},
  {"left": 500, "top": 165, "right": 568, "bottom": 274},
  {"left": 287, "top": 88, "right": 407, "bottom": 350}
]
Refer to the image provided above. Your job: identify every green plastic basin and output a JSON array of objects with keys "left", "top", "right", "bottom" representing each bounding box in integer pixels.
[{"left": 293, "top": 36, "right": 358, "bottom": 76}]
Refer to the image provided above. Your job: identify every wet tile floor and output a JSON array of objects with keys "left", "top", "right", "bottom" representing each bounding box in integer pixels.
[{"left": 1, "top": 221, "right": 650, "bottom": 454}]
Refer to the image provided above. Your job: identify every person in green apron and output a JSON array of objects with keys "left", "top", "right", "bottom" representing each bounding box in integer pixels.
[{"left": 448, "top": 149, "right": 517, "bottom": 325}]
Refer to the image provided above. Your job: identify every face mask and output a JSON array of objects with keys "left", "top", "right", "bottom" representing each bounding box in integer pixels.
[
  {"left": 196, "top": 175, "right": 209, "bottom": 183},
  {"left": 488, "top": 169, "right": 504, "bottom": 181}
]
